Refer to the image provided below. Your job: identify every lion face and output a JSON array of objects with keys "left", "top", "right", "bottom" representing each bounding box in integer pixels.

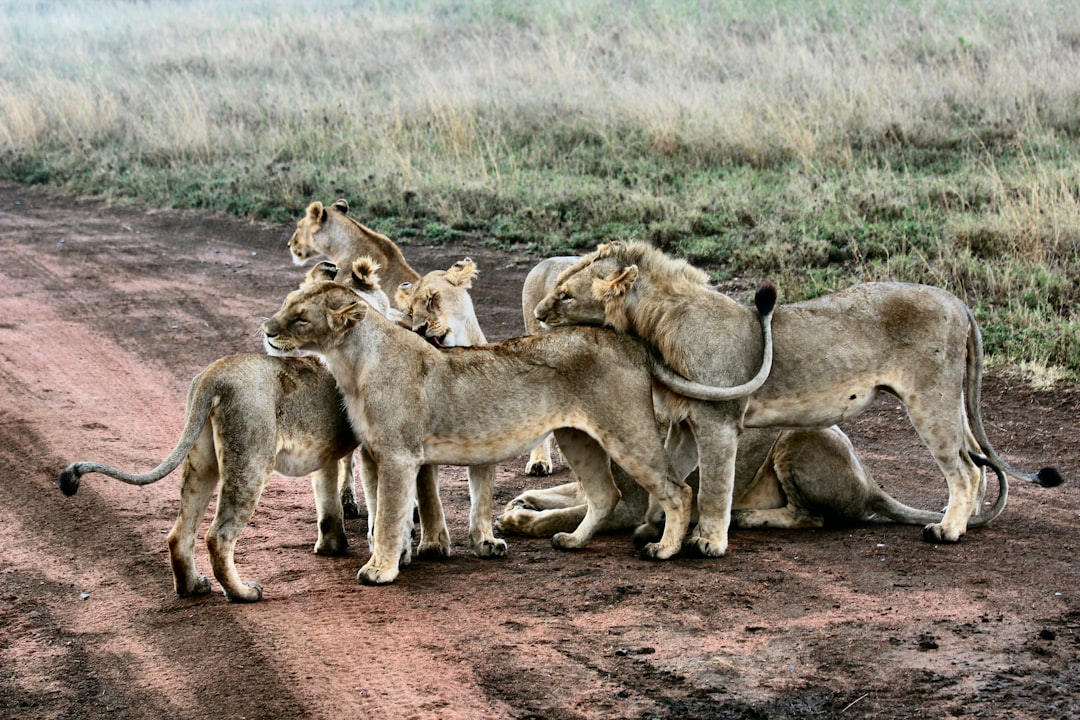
[
  {"left": 262, "top": 283, "right": 367, "bottom": 357},
  {"left": 395, "top": 258, "right": 479, "bottom": 347},
  {"left": 288, "top": 199, "right": 350, "bottom": 266},
  {"left": 534, "top": 255, "right": 625, "bottom": 329}
]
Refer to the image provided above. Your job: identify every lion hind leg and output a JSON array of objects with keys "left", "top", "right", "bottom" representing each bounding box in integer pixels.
[
  {"left": 686, "top": 419, "right": 740, "bottom": 558},
  {"left": 497, "top": 504, "right": 589, "bottom": 537},
  {"left": 204, "top": 468, "right": 270, "bottom": 603},
  {"left": 908, "top": 407, "right": 981, "bottom": 543},
  {"left": 167, "top": 432, "right": 218, "bottom": 598},
  {"left": 339, "top": 452, "right": 361, "bottom": 519},
  {"left": 549, "top": 429, "right": 621, "bottom": 551}
]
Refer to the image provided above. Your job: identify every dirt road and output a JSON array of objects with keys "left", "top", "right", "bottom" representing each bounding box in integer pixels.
[{"left": 1, "top": 181, "right": 1077, "bottom": 719}]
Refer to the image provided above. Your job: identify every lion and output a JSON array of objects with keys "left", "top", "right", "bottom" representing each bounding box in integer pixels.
[
  {"left": 261, "top": 281, "right": 694, "bottom": 585},
  {"left": 498, "top": 425, "right": 1007, "bottom": 539},
  {"left": 395, "top": 257, "right": 488, "bottom": 347},
  {"left": 57, "top": 259, "right": 454, "bottom": 603},
  {"left": 288, "top": 198, "right": 421, "bottom": 304},
  {"left": 534, "top": 241, "right": 1061, "bottom": 557},
  {"left": 519, "top": 256, "right": 580, "bottom": 476}
]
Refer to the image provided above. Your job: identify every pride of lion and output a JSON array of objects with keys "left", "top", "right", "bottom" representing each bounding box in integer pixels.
[{"left": 58, "top": 198, "right": 1060, "bottom": 600}]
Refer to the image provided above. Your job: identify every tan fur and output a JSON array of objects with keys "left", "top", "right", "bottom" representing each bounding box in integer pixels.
[
  {"left": 395, "top": 258, "right": 488, "bottom": 347},
  {"left": 262, "top": 283, "right": 693, "bottom": 585},
  {"left": 289, "top": 199, "right": 420, "bottom": 305},
  {"left": 498, "top": 426, "right": 957, "bottom": 537},
  {"left": 58, "top": 354, "right": 362, "bottom": 603},
  {"left": 518, "top": 256, "right": 579, "bottom": 476},
  {"left": 534, "top": 241, "right": 1038, "bottom": 556},
  {"left": 56, "top": 259, "right": 457, "bottom": 603}
]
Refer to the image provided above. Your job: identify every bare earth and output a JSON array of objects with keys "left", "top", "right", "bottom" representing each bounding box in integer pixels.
[{"left": 0, "top": 180, "right": 1077, "bottom": 720}]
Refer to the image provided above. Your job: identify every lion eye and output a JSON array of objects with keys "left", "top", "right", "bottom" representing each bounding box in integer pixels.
[{"left": 559, "top": 292, "right": 571, "bottom": 302}]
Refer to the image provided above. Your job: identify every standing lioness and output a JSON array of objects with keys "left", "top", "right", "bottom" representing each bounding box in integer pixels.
[{"left": 262, "top": 282, "right": 693, "bottom": 585}]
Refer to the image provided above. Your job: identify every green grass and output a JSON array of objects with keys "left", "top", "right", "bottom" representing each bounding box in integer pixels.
[{"left": 1, "top": 0, "right": 1078, "bottom": 378}]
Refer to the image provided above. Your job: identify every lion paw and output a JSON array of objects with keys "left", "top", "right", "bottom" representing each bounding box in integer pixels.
[
  {"left": 922, "top": 523, "right": 962, "bottom": 543},
  {"left": 342, "top": 499, "right": 362, "bottom": 520},
  {"left": 224, "top": 581, "right": 263, "bottom": 603},
  {"left": 684, "top": 536, "right": 727, "bottom": 558},
  {"left": 416, "top": 540, "right": 452, "bottom": 560},
  {"left": 177, "top": 575, "right": 213, "bottom": 598},
  {"left": 640, "top": 542, "right": 678, "bottom": 561},
  {"left": 357, "top": 562, "right": 399, "bottom": 586},
  {"left": 550, "top": 532, "right": 587, "bottom": 550},
  {"left": 314, "top": 533, "right": 349, "bottom": 556},
  {"left": 472, "top": 538, "right": 508, "bottom": 558},
  {"left": 525, "top": 459, "right": 553, "bottom": 477},
  {"left": 495, "top": 508, "right": 536, "bottom": 534}
]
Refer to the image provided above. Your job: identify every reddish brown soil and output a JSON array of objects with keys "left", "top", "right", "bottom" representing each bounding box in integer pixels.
[{"left": 0, "top": 181, "right": 1077, "bottom": 720}]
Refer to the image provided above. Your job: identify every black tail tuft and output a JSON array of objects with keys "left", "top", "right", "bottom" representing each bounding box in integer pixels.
[
  {"left": 1035, "top": 466, "right": 1064, "bottom": 488},
  {"left": 754, "top": 280, "right": 778, "bottom": 316},
  {"left": 58, "top": 466, "right": 82, "bottom": 496}
]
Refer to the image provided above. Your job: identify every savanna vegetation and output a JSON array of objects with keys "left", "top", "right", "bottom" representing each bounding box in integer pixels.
[{"left": 1, "top": 0, "right": 1078, "bottom": 379}]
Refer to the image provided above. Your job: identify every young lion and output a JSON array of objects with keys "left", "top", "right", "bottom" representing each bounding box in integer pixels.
[
  {"left": 56, "top": 260, "right": 454, "bottom": 603},
  {"left": 288, "top": 198, "right": 421, "bottom": 304},
  {"left": 534, "top": 241, "right": 1061, "bottom": 557},
  {"left": 262, "top": 282, "right": 693, "bottom": 585}
]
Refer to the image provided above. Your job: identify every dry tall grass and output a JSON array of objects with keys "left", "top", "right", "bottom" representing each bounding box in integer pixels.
[{"left": 1, "top": 0, "right": 1078, "bottom": 374}]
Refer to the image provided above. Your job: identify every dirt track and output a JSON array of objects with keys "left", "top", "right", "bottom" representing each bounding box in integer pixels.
[{"left": 1, "top": 180, "right": 1077, "bottom": 720}]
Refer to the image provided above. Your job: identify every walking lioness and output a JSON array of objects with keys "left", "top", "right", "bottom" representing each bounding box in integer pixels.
[{"left": 262, "top": 281, "right": 693, "bottom": 585}]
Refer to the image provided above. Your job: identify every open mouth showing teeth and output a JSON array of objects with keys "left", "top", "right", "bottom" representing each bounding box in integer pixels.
[{"left": 426, "top": 334, "right": 446, "bottom": 348}]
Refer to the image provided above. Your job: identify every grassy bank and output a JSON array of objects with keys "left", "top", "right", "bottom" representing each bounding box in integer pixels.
[{"left": 1, "top": 0, "right": 1078, "bottom": 378}]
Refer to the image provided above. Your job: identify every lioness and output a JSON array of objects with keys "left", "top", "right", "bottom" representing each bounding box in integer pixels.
[
  {"left": 498, "top": 425, "right": 1007, "bottom": 538},
  {"left": 395, "top": 257, "right": 488, "bottom": 348},
  {"left": 262, "top": 282, "right": 693, "bottom": 585},
  {"left": 288, "top": 198, "right": 421, "bottom": 303},
  {"left": 535, "top": 241, "right": 1061, "bottom": 556},
  {"left": 57, "top": 260, "right": 453, "bottom": 603}
]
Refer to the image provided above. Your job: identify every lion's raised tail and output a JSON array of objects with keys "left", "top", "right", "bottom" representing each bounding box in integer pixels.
[
  {"left": 649, "top": 281, "right": 776, "bottom": 402},
  {"left": 962, "top": 307, "right": 1063, "bottom": 489},
  {"left": 58, "top": 370, "right": 218, "bottom": 496}
]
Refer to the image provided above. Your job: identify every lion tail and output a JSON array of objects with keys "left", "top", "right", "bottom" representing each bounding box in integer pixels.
[
  {"left": 58, "top": 369, "right": 218, "bottom": 496},
  {"left": 962, "top": 306, "right": 1063, "bottom": 488},
  {"left": 868, "top": 451, "right": 1008, "bottom": 527},
  {"left": 649, "top": 280, "right": 776, "bottom": 402}
]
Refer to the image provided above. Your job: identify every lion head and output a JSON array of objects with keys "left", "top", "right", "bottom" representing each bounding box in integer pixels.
[
  {"left": 262, "top": 282, "right": 370, "bottom": 357},
  {"left": 288, "top": 198, "right": 351, "bottom": 266},
  {"left": 395, "top": 258, "right": 486, "bottom": 347},
  {"left": 534, "top": 241, "right": 712, "bottom": 333}
]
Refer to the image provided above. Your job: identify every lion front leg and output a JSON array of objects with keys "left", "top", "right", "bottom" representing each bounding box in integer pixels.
[
  {"left": 467, "top": 463, "right": 507, "bottom": 557},
  {"left": 357, "top": 456, "right": 418, "bottom": 586},
  {"left": 311, "top": 465, "right": 348, "bottom": 556},
  {"left": 415, "top": 464, "right": 452, "bottom": 559},
  {"left": 548, "top": 429, "right": 622, "bottom": 551},
  {"left": 524, "top": 433, "right": 555, "bottom": 476},
  {"left": 339, "top": 453, "right": 362, "bottom": 520}
]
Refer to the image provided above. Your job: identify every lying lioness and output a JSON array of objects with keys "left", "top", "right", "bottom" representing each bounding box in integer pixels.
[
  {"left": 499, "top": 425, "right": 1007, "bottom": 538},
  {"left": 262, "top": 281, "right": 693, "bottom": 585}
]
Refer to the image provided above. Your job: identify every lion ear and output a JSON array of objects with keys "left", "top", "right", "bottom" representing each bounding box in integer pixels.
[
  {"left": 596, "top": 241, "right": 624, "bottom": 258},
  {"left": 304, "top": 261, "right": 339, "bottom": 287},
  {"left": 331, "top": 198, "right": 349, "bottom": 214},
  {"left": 305, "top": 201, "right": 325, "bottom": 223},
  {"left": 593, "top": 264, "right": 638, "bottom": 302},
  {"left": 329, "top": 300, "right": 368, "bottom": 333},
  {"left": 446, "top": 257, "right": 478, "bottom": 288},
  {"left": 350, "top": 256, "right": 382, "bottom": 293},
  {"left": 395, "top": 281, "right": 415, "bottom": 308}
]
